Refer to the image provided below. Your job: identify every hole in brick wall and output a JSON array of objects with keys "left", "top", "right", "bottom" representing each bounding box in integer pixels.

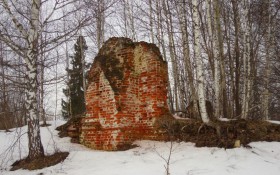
[{"left": 117, "top": 106, "right": 122, "bottom": 111}]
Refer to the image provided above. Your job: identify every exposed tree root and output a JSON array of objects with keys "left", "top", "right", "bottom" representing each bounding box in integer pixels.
[
  {"left": 158, "top": 117, "right": 280, "bottom": 148},
  {"left": 198, "top": 122, "right": 221, "bottom": 138}
]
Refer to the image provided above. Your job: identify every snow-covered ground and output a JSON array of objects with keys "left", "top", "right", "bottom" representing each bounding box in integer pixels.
[{"left": 0, "top": 120, "right": 280, "bottom": 175}]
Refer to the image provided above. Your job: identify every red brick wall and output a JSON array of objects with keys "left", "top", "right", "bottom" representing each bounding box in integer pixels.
[{"left": 80, "top": 37, "right": 169, "bottom": 150}]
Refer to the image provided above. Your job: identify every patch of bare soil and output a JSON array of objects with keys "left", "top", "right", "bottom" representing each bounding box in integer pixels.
[
  {"left": 158, "top": 117, "right": 280, "bottom": 148},
  {"left": 11, "top": 152, "right": 69, "bottom": 171},
  {"left": 40, "top": 123, "right": 51, "bottom": 127}
]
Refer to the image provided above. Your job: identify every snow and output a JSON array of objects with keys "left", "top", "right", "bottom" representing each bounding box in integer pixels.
[
  {"left": 1, "top": 120, "right": 280, "bottom": 175},
  {"left": 269, "top": 120, "right": 280, "bottom": 125},
  {"left": 172, "top": 114, "right": 190, "bottom": 120},
  {"left": 219, "top": 118, "right": 236, "bottom": 121}
]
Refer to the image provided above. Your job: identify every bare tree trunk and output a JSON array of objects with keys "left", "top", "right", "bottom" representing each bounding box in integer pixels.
[
  {"left": 0, "top": 41, "right": 10, "bottom": 131},
  {"left": 125, "top": 0, "right": 136, "bottom": 41},
  {"left": 156, "top": 1, "right": 174, "bottom": 112},
  {"left": 38, "top": 24, "right": 47, "bottom": 125},
  {"left": 123, "top": 0, "right": 128, "bottom": 37},
  {"left": 79, "top": 36, "right": 87, "bottom": 106},
  {"left": 55, "top": 49, "right": 59, "bottom": 121},
  {"left": 176, "top": 0, "right": 197, "bottom": 109},
  {"left": 25, "top": 0, "right": 44, "bottom": 160},
  {"left": 155, "top": 0, "right": 162, "bottom": 49},
  {"left": 97, "top": 1, "right": 105, "bottom": 49},
  {"left": 1, "top": 0, "right": 88, "bottom": 159},
  {"left": 162, "top": 0, "right": 180, "bottom": 111},
  {"left": 157, "top": 0, "right": 167, "bottom": 62},
  {"left": 193, "top": 0, "right": 209, "bottom": 124},
  {"left": 193, "top": 0, "right": 220, "bottom": 136},
  {"left": 204, "top": 0, "right": 214, "bottom": 76},
  {"left": 148, "top": 0, "right": 155, "bottom": 43},
  {"left": 223, "top": 5, "right": 235, "bottom": 118},
  {"left": 63, "top": 7, "right": 72, "bottom": 118},
  {"left": 168, "top": 1, "right": 185, "bottom": 111},
  {"left": 212, "top": 0, "right": 228, "bottom": 119},
  {"left": 231, "top": 0, "right": 241, "bottom": 118},
  {"left": 206, "top": 0, "right": 221, "bottom": 119},
  {"left": 262, "top": 0, "right": 272, "bottom": 120},
  {"left": 241, "top": 0, "right": 251, "bottom": 119},
  {"left": 1, "top": 0, "right": 45, "bottom": 159},
  {"left": 39, "top": 54, "right": 46, "bottom": 125}
]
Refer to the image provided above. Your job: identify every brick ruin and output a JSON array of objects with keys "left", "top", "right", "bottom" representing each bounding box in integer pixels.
[{"left": 80, "top": 37, "right": 170, "bottom": 150}]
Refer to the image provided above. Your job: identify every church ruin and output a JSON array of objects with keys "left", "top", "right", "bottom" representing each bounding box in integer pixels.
[{"left": 80, "top": 37, "right": 170, "bottom": 150}]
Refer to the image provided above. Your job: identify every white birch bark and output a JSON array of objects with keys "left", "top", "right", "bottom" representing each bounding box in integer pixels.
[
  {"left": 148, "top": 0, "right": 155, "bottom": 43},
  {"left": 155, "top": 0, "right": 161, "bottom": 48},
  {"left": 0, "top": 0, "right": 44, "bottom": 159},
  {"left": 25, "top": 0, "right": 44, "bottom": 159},
  {"left": 0, "top": 1, "right": 87, "bottom": 158},
  {"left": 39, "top": 52, "right": 46, "bottom": 125},
  {"left": 193, "top": 0, "right": 209, "bottom": 123},
  {"left": 162, "top": 0, "right": 181, "bottom": 111},
  {"left": 156, "top": 1, "right": 174, "bottom": 111},
  {"left": 241, "top": 0, "right": 251, "bottom": 119},
  {"left": 157, "top": 0, "right": 167, "bottom": 62}
]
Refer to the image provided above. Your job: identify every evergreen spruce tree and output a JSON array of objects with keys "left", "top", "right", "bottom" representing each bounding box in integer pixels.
[{"left": 62, "top": 36, "right": 87, "bottom": 119}]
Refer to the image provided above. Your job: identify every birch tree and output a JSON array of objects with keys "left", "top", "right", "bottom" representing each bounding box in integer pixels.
[
  {"left": 262, "top": 0, "right": 272, "bottom": 120},
  {"left": 206, "top": 0, "right": 221, "bottom": 119},
  {"left": 192, "top": 0, "right": 220, "bottom": 135},
  {"left": 148, "top": 0, "right": 155, "bottom": 43},
  {"left": 155, "top": 0, "right": 174, "bottom": 111},
  {"left": 241, "top": 0, "right": 252, "bottom": 119},
  {"left": 162, "top": 0, "right": 181, "bottom": 111},
  {"left": 192, "top": 0, "right": 209, "bottom": 124},
  {"left": 231, "top": 0, "right": 242, "bottom": 118},
  {"left": 0, "top": 0, "right": 45, "bottom": 159},
  {"left": 175, "top": 0, "right": 197, "bottom": 111},
  {"left": 0, "top": 0, "right": 89, "bottom": 159},
  {"left": 205, "top": 0, "right": 228, "bottom": 119},
  {"left": 96, "top": 0, "right": 106, "bottom": 49},
  {"left": 124, "top": 0, "right": 137, "bottom": 41},
  {"left": 85, "top": 0, "right": 117, "bottom": 50},
  {"left": 215, "top": 0, "right": 228, "bottom": 119}
]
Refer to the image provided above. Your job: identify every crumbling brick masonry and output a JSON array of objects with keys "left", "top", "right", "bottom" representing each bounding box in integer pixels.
[{"left": 80, "top": 37, "right": 169, "bottom": 150}]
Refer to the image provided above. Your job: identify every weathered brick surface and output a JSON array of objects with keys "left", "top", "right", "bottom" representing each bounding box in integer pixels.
[{"left": 80, "top": 37, "right": 169, "bottom": 150}]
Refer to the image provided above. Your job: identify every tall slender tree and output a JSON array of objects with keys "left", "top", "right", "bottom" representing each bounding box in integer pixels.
[
  {"left": 262, "top": 0, "right": 272, "bottom": 120},
  {"left": 192, "top": 0, "right": 209, "bottom": 124},
  {"left": 241, "top": 0, "right": 252, "bottom": 119},
  {"left": 0, "top": 0, "right": 44, "bottom": 159},
  {"left": 0, "top": 0, "right": 89, "bottom": 159}
]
